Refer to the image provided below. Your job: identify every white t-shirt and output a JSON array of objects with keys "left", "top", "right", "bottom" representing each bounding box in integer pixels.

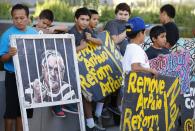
[{"left": 122, "top": 43, "right": 150, "bottom": 73}]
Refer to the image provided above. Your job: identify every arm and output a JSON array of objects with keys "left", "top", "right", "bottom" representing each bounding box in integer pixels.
[
  {"left": 85, "top": 32, "right": 102, "bottom": 46},
  {"left": 105, "top": 21, "right": 126, "bottom": 44},
  {"left": 1, "top": 47, "right": 17, "bottom": 62},
  {"left": 76, "top": 40, "right": 88, "bottom": 53},
  {"left": 48, "top": 24, "right": 68, "bottom": 33},
  {"left": 111, "top": 30, "right": 127, "bottom": 44},
  {"left": 131, "top": 63, "right": 158, "bottom": 76}
]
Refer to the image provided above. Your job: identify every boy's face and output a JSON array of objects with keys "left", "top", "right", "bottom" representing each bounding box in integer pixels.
[
  {"left": 89, "top": 14, "right": 99, "bottom": 28},
  {"left": 140, "top": 31, "right": 146, "bottom": 43},
  {"left": 116, "top": 10, "right": 129, "bottom": 21},
  {"left": 75, "top": 15, "right": 90, "bottom": 31},
  {"left": 153, "top": 32, "right": 167, "bottom": 48},
  {"left": 37, "top": 18, "right": 52, "bottom": 29},
  {"left": 12, "top": 9, "right": 29, "bottom": 31},
  {"left": 159, "top": 11, "right": 167, "bottom": 24}
]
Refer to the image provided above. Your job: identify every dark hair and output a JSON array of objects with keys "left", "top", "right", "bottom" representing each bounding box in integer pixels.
[
  {"left": 115, "top": 3, "right": 131, "bottom": 15},
  {"left": 163, "top": 23, "right": 179, "bottom": 47},
  {"left": 126, "top": 29, "right": 145, "bottom": 39},
  {"left": 150, "top": 25, "right": 166, "bottom": 42},
  {"left": 75, "top": 7, "right": 91, "bottom": 19},
  {"left": 39, "top": 9, "right": 54, "bottom": 22},
  {"left": 11, "top": 4, "right": 29, "bottom": 17},
  {"left": 89, "top": 9, "right": 98, "bottom": 15},
  {"left": 160, "top": 4, "right": 175, "bottom": 18}
]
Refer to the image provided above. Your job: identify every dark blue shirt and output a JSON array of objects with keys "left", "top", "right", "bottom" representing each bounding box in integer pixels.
[
  {"left": 145, "top": 46, "right": 170, "bottom": 60},
  {"left": 68, "top": 25, "right": 96, "bottom": 47}
]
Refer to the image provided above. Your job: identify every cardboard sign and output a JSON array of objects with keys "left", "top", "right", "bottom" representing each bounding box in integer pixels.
[
  {"left": 172, "top": 38, "right": 195, "bottom": 82},
  {"left": 149, "top": 51, "right": 190, "bottom": 93},
  {"left": 181, "top": 83, "right": 195, "bottom": 131},
  {"left": 121, "top": 72, "right": 180, "bottom": 131},
  {"left": 144, "top": 37, "right": 195, "bottom": 82},
  {"left": 77, "top": 31, "right": 123, "bottom": 101}
]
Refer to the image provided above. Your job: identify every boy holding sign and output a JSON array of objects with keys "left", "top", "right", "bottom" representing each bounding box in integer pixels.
[
  {"left": 122, "top": 17, "right": 157, "bottom": 76},
  {"left": 68, "top": 7, "right": 105, "bottom": 131}
]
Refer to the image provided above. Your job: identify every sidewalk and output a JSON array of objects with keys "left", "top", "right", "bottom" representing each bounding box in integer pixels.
[{"left": 107, "top": 126, "right": 119, "bottom": 131}]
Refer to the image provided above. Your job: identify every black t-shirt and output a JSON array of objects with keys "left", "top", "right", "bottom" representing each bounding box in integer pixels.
[
  {"left": 163, "top": 22, "right": 179, "bottom": 46},
  {"left": 68, "top": 25, "right": 96, "bottom": 47},
  {"left": 104, "top": 19, "right": 129, "bottom": 56},
  {"left": 145, "top": 46, "right": 170, "bottom": 60}
]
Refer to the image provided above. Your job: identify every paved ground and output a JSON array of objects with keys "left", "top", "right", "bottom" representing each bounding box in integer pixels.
[{"left": 107, "top": 126, "right": 119, "bottom": 131}]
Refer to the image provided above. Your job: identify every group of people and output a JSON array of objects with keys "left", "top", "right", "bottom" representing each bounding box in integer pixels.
[{"left": 0, "top": 2, "right": 180, "bottom": 131}]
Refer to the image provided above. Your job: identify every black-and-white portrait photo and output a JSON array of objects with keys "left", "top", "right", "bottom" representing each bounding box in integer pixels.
[
  {"left": 11, "top": 34, "right": 80, "bottom": 108},
  {"left": 25, "top": 50, "right": 76, "bottom": 103}
]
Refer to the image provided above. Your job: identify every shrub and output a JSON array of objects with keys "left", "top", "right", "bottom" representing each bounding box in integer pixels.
[
  {"left": 99, "top": 6, "right": 115, "bottom": 23},
  {"left": 132, "top": 10, "right": 159, "bottom": 24},
  {"left": 0, "top": 2, "right": 11, "bottom": 19},
  {"left": 34, "top": 0, "right": 74, "bottom": 22}
]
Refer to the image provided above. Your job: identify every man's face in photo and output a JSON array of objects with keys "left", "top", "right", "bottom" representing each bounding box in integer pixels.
[{"left": 43, "top": 55, "right": 65, "bottom": 94}]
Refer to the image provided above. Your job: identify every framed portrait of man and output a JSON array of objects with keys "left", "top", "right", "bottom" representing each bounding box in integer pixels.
[{"left": 11, "top": 34, "right": 81, "bottom": 108}]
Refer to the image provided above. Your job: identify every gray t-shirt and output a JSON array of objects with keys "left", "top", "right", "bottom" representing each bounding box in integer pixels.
[
  {"left": 68, "top": 25, "right": 96, "bottom": 47},
  {"left": 104, "top": 19, "right": 129, "bottom": 56}
]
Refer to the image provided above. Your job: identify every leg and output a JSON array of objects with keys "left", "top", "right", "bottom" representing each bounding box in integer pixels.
[
  {"left": 16, "top": 117, "right": 23, "bottom": 131},
  {"left": 83, "top": 96, "right": 95, "bottom": 129},
  {"left": 4, "top": 72, "right": 22, "bottom": 131},
  {"left": 83, "top": 96, "right": 93, "bottom": 118},
  {"left": 4, "top": 72, "right": 16, "bottom": 131},
  {"left": 95, "top": 101, "right": 104, "bottom": 118},
  {"left": 4, "top": 118, "right": 14, "bottom": 131}
]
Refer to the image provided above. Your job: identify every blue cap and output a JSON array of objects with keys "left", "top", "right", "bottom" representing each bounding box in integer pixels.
[{"left": 127, "top": 17, "right": 147, "bottom": 32}]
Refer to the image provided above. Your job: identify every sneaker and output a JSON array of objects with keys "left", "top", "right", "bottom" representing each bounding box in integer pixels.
[
  {"left": 51, "top": 106, "right": 66, "bottom": 117},
  {"left": 86, "top": 124, "right": 106, "bottom": 131},
  {"left": 101, "top": 108, "right": 111, "bottom": 119},
  {"left": 62, "top": 104, "right": 78, "bottom": 114},
  {"left": 107, "top": 106, "right": 121, "bottom": 116},
  {"left": 94, "top": 116, "right": 104, "bottom": 129}
]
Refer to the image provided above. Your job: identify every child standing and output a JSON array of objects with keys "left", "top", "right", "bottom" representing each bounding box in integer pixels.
[
  {"left": 34, "top": 9, "right": 68, "bottom": 34},
  {"left": 0, "top": 4, "right": 38, "bottom": 131},
  {"left": 104, "top": 3, "right": 131, "bottom": 55},
  {"left": 33, "top": 9, "right": 68, "bottom": 117},
  {"left": 88, "top": 9, "right": 102, "bottom": 45},
  {"left": 68, "top": 7, "right": 105, "bottom": 131},
  {"left": 122, "top": 17, "right": 157, "bottom": 75},
  {"left": 159, "top": 4, "right": 179, "bottom": 49},
  {"left": 145, "top": 25, "right": 170, "bottom": 60},
  {"left": 104, "top": 3, "right": 131, "bottom": 117}
]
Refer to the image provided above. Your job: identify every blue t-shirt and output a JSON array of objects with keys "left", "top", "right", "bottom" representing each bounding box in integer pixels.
[{"left": 0, "top": 26, "right": 38, "bottom": 72}]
